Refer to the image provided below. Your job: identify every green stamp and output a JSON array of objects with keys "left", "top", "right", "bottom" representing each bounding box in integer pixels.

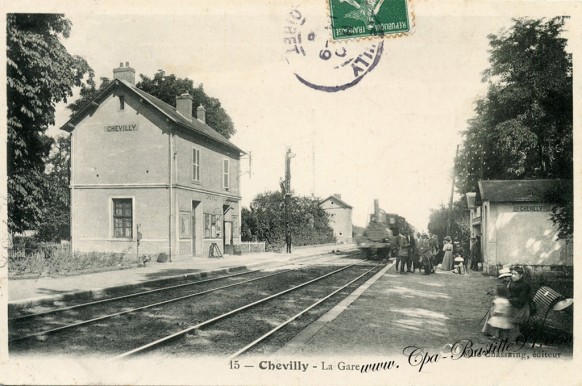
[{"left": 328, "top": 0, "right": 411, "bottom": 40}]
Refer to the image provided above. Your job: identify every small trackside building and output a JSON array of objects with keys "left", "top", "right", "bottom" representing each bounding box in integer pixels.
[
  {"left": 471, "top": 179, "right": 573, "bottom": 274},
  {"left": 320, "top": 194, "right": 353, "bottom": 244},
  {"left": 61, "top": 63, "right": 245, "bottom": 259}
]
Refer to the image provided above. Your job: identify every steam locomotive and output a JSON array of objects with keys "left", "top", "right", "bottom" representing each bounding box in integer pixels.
[{"left": 357, "top": 199, "right": 413, "bottom": 259}]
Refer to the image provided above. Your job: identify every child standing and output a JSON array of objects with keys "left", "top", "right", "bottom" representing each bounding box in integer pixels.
[{"left": 486, "top": 284, "right": 514, "bottom": 340}]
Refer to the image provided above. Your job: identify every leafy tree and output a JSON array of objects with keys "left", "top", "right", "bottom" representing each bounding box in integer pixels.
[
  {"left": 427, "top": 199, "right": 470, "bottom": 255},
  {"left": 36, "top": 136, "right": 71, "bottom": 241},
  {"left": 242, "top": 192, "right": 335, "bottom": 248},
  {"left": 137, "top": 70, "right": 235, "bottom": 139},
  {"left": 7, "top": 14, "right": 93, "bottom": 233},
  {"left": 67, "top": 76, "right": 112, "bottom": 116},
  {"left": 455, "top": 17, "right": 572, "bottom": 239}
]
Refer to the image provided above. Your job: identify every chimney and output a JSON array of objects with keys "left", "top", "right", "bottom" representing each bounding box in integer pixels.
[
  {"left": 113, "top": 62, "right": 136, "bottom": 85},
  {"left": 333, "top": 193, "right": 341, "bottom": 200},
  {"left": 197, "top": 105, "right": 206, "bottom": 123},
  {"left": 176, "top": 93, "right": 193, "bottom": 120},
  {"left": 374, "top": 199, "right": 380, "bottom": 218}
]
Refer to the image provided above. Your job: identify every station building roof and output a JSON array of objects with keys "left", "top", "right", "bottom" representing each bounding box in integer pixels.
[
  {"left": 60, "top": 78, "right": 244, "bottom": 155},
  {"left": 478, "top": 179, "right": 572, "bottom": 203}
]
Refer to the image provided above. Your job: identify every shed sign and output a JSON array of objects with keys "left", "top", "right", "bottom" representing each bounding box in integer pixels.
[
  {"left": 513, "top": 204, "right": 550, "bottom": 212},
  {"left": 105, "top": 124, "right": 137, "bottom": 132}
]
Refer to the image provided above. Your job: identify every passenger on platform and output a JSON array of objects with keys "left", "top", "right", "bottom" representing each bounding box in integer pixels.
[
  {"left": 286, "top": 233, "right": 292, "bottom": 253},
  {"left": 441, "top": 236, "right": 454, "bottom": 271},
  {"left": 409, "top": 231, "right": 420, "bottom": 273},
  {"left": 429, "top": 234, "right": 439, "bottom": 271},
  {"left": 470, "top": 236, "right": 482, "bottom": 271},
  {"left": 485, "top": 284, "right": 514, "bottom": 340},
  {"left": 418, "top": 233, "right": 432, "bottom": 275},
  {"left": 406, "top": 231, "right": 416, "bottom": 273},
  {"left": 453, "top": 254, "right": 465, "bottom": 274},
  {"left": 395, "top": 230, "right": 410, "bottom": 274}
]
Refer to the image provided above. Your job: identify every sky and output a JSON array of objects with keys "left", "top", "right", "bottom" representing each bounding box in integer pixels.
[{"left": 27, "top": 0, "right": 577, "bottom": 231}]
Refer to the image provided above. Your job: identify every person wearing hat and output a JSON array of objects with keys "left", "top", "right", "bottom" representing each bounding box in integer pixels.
[
  {"left": 506, "top": 266, "right": 532, "bottom": 340},
  {"left": 418, "top": 233, "right": 432, "bottom": 275},
  {"left": 441, "top": 236, "right": 454, "bottom": 271}
]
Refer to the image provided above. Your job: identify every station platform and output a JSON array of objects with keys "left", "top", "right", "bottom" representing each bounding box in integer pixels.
[{"left": 8, "top": 244, "right": 356, "bottom": 308}]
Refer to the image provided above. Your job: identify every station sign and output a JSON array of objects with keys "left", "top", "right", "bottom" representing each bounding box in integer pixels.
[
  {"left": 105, "top": 124, "right": 138, "bottom": 132},
  {"left": 512, "top": 204, "right": 550, "bottom": 212}
]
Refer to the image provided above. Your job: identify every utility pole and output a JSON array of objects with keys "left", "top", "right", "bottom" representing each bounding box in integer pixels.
[
  {"left": 284, "top": 148, "right": 295, "bottom": 253},
  {"left": 447, "top": 145, "right": 459, "bottom": 237}
]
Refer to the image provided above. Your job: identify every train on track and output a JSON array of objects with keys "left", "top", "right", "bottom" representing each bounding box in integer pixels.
[{"left": 357, "top": 199, "right": 414, "bottom": 259}]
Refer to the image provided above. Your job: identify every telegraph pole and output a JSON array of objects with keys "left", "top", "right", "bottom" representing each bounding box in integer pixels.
[
  {"left": 447, "top": 145, "right": 459, "bottom": 237},
  {"left": 284, "top": 148, "right": 295, "bottom": 253}
]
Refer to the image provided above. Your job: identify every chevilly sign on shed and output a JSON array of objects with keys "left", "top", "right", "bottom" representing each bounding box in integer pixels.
[
  {"left": 105, "top": 124, "right": 138, "bottom": 132},
  {"left": 512, "top": 204, "right": 550, "bottom": 212}
]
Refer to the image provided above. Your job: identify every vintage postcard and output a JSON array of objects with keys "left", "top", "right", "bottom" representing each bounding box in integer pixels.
[{"left": 1, "top": 0, "right": 580, "bottom": 384}]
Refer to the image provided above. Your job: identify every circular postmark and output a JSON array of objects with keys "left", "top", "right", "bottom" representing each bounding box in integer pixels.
[{"left": 284, "top": 5, "right": 383, "bottom": 92}]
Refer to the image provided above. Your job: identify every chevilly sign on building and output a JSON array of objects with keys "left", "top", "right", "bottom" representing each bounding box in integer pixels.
[{"left": 105, "top": 124, "right": 138, "bottom": 132}]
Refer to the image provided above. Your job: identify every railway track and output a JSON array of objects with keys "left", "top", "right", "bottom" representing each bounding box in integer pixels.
[
  {"left": 10, "top": 251, "right": 384, "bottom": 358},
  {"left": 9, "top": 250, "right": 355, "bottom": 321}
]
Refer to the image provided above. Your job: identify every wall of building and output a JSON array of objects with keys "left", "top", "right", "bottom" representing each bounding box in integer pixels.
[
  {"left": 321, "top": 199, "right": 353, "bottom": 244},
  {"left": 72, "top": 91, "right": 169, "bottom": 186},
  {"left": 72, "top": 188, "right": 169, "bottom": 253},
  {"left": 173, "top": 132, "right": 240, "bottom": 196},
  {"left": 483, "top": 202, "right": 570, "bottom": 272}
]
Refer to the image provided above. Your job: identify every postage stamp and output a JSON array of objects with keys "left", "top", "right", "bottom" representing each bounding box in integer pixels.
[
  {"left": 284, "top": 6, "right": 384, "bottom": 92},
  {"left": 328, "top": 0, "right": 412, "bottom": 40}
]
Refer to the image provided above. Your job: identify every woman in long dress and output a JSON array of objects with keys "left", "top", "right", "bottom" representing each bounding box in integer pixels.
[{"left": 441, "top": 236, "right": 454, "bottom": 271}]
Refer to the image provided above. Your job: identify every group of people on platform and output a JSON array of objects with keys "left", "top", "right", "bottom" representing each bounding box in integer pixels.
[{"left": 392, "top": 232, "right": 483, "bottom": 275}]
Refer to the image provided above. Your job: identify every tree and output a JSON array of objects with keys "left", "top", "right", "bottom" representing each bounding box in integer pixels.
[
  {"left": 36, "top": 136, "right": 71, "bottom": 241},
  {"left": 241, "top": 192, "right": 335, "bottom": 248},
  {"left": 137, "top": 70, "right": 235, "bottom": 139},
  {"left": 427, "top": 199, "right": 470, "bottom": 255},
  {"left": 455, "top": 17, "right": 573, "bottom": 239},
  {"left": 67, "top": 76, "right": 112, "bottom": 116},
  {"left": 7, "top": 14, "right": 93, "bottom": 233}
]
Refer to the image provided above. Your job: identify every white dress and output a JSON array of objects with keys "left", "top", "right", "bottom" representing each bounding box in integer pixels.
[{"left": 487, "top": 297, "right": 514, "bottom": 330}]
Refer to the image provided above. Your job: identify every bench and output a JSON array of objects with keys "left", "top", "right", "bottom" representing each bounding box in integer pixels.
[{"left": 522, "top": 286, "right": 563, "bottom": 336}]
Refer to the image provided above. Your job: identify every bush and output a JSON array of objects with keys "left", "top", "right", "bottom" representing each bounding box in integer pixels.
[{"left": 8, "top": 248, "right": 138, "bottom": 278}]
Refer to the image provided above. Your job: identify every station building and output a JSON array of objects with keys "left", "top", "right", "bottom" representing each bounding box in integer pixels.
[
  {"left": 61, "top": 63, "right": 244, "bottom": 259},
  {"left": 466, "top": 179, "right": 573, "bottom": 274},
  {"left": 320, "top": 194, "right": 353, "bottom": 244}
]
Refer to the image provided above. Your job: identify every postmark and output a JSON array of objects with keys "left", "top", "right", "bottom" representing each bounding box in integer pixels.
[
  {"left": 328, "top": 0, "right": 412, "bottom": 40},
  {"left": 284, "top": 6, "right": 384, "bottom": 92}
]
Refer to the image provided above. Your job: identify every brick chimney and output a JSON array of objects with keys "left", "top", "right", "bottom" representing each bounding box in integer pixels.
[
  {"left": 176, "top": 93, "right": 193, "bottom": 120},
  {"left": 113, "top": 62, "right": 135, "bottom": 85},
  {"left": 197, "top": 105, "right": 206, "bottom": 123}
]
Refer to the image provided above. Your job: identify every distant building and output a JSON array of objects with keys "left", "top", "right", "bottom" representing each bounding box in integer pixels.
[
  {"left": 320, "top": 194, "right": 353, "bottom": 244},
  {"left": 467, "top": 179, "right": 573, "bottom": 274},
  {"left": 60, "top": 63, "right": 244, "bottom": 258}
]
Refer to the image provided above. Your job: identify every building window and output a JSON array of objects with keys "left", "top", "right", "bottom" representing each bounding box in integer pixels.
[
  {"left": 192, "top": 148, "right": 200, "bottom": 182},
  {"left": 113, "top": 198, "right": 132, "bottom": 238},
  {"left": 119, "top": 95, "right": 125, "bottom": 110},
  {"left": 223, "top": 159, "right": 230, "bottom": 190},
  {"left": 204, "top": 213, "right": 222, "bottom": 238}
]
